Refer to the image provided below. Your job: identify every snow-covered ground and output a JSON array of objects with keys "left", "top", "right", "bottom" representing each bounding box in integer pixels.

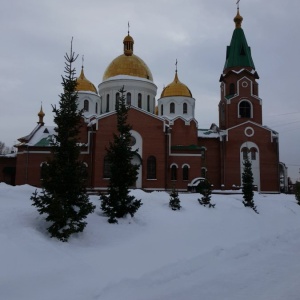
[{"left": 1, "top": 183, "right": 300, "bottom": 300}]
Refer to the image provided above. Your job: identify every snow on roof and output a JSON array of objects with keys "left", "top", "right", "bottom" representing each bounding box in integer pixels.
[
  {"left": 101, "top": 75, "right": 154, "bottom": 84},
  {"left": 19, "top": 125, "right": 56, "bottom": 147},
  {"left": 198, "top": 128, "right": 220, "bottom": 138}
]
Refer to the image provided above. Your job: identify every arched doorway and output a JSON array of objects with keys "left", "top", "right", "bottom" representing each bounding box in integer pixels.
[{"left": 131, "top": 154, "right": 142, "bottom": 188}]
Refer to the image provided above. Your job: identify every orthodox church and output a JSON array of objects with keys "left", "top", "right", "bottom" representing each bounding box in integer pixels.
[{"left": 1, "top": 9, "right": 282, "bottom": 192}]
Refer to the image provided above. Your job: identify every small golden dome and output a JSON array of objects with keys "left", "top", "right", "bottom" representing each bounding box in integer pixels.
[
  {"left": 38, "top": 105, "right": 45, "bottom": 125},
  {"left": 234, "top": 9, "right": 243, "bottom": 28},
  {"left": 103, "top": 33, "right": 153, "bottom": 81},
  {"left": 161, "top": 71, "right": 192, "bottom": 98},
  {"left": 76, "top": 67, "right": 97, "bottom": 93}
]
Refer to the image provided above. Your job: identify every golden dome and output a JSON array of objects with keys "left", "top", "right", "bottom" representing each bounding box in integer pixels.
[
  {"left": 37, "top": 104, "right": 45, "bottom": 125},
  {"left": 76, "top": 67, "right": 97, "bottom": 93},
  {"left": 161, "top": 71, "right": 192, "bottom": 98},
  {"left": 234, "top": 9, "right": 243, "bottom": 28},
  {"left": 102, "top": 34, "right": 153, "bottom": 81}
]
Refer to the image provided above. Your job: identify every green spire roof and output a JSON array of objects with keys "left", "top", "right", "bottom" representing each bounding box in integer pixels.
[{"left": 224, "top": 10, "right": 255, "bottom": 70}]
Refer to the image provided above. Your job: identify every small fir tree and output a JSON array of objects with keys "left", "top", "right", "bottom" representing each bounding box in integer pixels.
[
  {"left": 197, "top": 179, "right": 215, "bottom": 208},
  {"left": 31, "top": 40, "right": 95, "bottom": 242},
  {"left": 169, "top": 186, "right": 181, "bottom": 210},
  {"left": 295, "top": 181, "right": 300, "bottom": 205},
  {"left": 100, "top": 87, "right": 142, "bottom": 223},
  {"left": 242, "top": 157, "right": 258, "bottom": 213}
]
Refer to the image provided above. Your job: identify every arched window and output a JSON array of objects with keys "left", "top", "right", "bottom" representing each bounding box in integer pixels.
[
  {"left": 170, "top": 102, "right": 175, "bottom": 114},
  {"left": 183, "top": 103, "right": 187, "bottom": 114},
  {"left": 95, "top": 103, "right": 98, "bottom": 114},
  {"left": 147, "top": 156, "right": 156, "bottom": 179},
  {"left": 138, "top": 93, "right": 142, "bottom": 108},
  {"left": 171, "top": 165, "right": 177, "bottom": 180},
  {"left": 250, "top": 147, "right": 257, "bottom": 160},
  {"left": 239, "top": 101, "right": 251, "bottom": 118},
  {"left": 40, "top": 162, "right": 48, "bottom": 180},
  {"left": 106, "top": 94, "right": 110, "bottom": 112},
  {"left": 126, "top": 92, "right": 131, "bottom": 105},
  {"left": 241, "top": 147, "right": 249, "bottom": 160},
  {"left": 229, "top": 83, "right": 235, "bottom": 95},
  {"left": 147, "top": 95, "right": 150, "bottom": 112},
  {"left": 201, "top": 167, "right": 207, "bottom": 178},
  {"left": 182, "top": 165, "right": 189, "bottom": 181},
  {"left": 84, "top": 100, "right": 89, "bottom": 111},
  {"left": 161, "top": 104, "right": 164, "bottom": 115},
  {"left": 103, "top": 156, "right": 111, "bottom": 178}
]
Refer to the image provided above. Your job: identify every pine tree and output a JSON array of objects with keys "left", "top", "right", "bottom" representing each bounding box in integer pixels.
[
  {"left": 31, "top": 39, "right": 95, "bottom": 242},
  {"left": 197, "top": 179, "right": 215, "bottom": 208},
  {"left": 242, "top": 157, "right": 258, "bottom": 213},
  {"left": 100, "top": 87, "right": 142, "bottom": 223},
  {"left": 169, "top": 186, "right": 181, "bottom": 210},
  {"left": 295, "top": 181, "right": 300, "bottom": 205}
]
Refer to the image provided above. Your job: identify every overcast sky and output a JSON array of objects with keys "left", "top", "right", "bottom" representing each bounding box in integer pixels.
[{"left": 1, "top": 0, "right": 300, "bottom": 181}]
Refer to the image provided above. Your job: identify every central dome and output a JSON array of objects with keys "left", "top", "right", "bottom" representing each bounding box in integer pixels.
[{"left": 102, "top": 34, "right": 153, "bottom": 82}]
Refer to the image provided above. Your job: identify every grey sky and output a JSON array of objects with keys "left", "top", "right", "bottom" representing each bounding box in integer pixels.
[{"left": 1, "top": 0, "right": 299, "bottom": 181}]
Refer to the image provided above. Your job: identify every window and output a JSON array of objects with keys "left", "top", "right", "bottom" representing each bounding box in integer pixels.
[
  {"left": 95, "top": 103, "right": 98, "bottom": 114},
  {"left": 84, "top": 100, "right": 89, "bottom": 111},
  {"left": 106, "top": 94, "right": 110, "bottom": 112},
  {"left": 239, "top": 101, "right": 251, "bottom": 118},
  {"left": 103, "top": 156, "right": 111, "bottom": 178},
  {"left": 170, "top": 102, "right": 175, "bottom": 114},
  {"left": 201, "top": 167, "right": 207, "bottom": 178},
  {"left": 229, "top": 83, "right": 235, "bottom": 95},
  {"left": 250, "top": 148, "right": 257, "bottom": 160},
  {"left": 241, "top": 147, "right": 248, "bottom": 160},
  {"left": 126, "top": 92, "right": 131, "bottom": 105},
  {"left": 161, "top": 104, "right": 164, "bottom": 115},
  {"left": 138, "top": 93, "right": 142, "bottom": 108},
  {"left": 171, "top": 165, "right": 177, "bottom": 180},
  {"left": 183, "top": 103, "right": 187, "bottom": 114},
  {"left": 147, "top": 156, "right": 156, "bottom": 179},
  {"left": 147, "top": 95, "right": 150, "bottom": 112},
  {"left": 182, "top": 165, "right": 189, "bottom": 181}
]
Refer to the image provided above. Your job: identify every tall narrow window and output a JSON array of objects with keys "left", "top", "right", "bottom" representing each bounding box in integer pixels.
[
  {"left": 147, "top": 95, "right": 150, "bottom": 112},
  {"left": 106, "top": 94, "right": 110, "bottom": 112},
  {"left": 138, "top": 93, "right": 142, "bottom": 108},
  {"left": 84, "top": 100, "right": 89, "bottom": 111},
  {"left": 250, "top": 148, "right": 257, "bottom": 160},
  {"left": 147, "top": 156, "right": 156, "bottom": 179},
  {"left": 126, "top": 92, "right": 131, "bottom": 105},
  {"left": 103, "top": 156, "right": 111, "bottom": 178},
  {"left": 239, "top": 101, "right": 251, "bottom": 118},
  {"left": 183, "top": 165, "right": 189, "bottom": 181},
  {"left": 201, "top": 167, "right": 207, "bottom": 178},
  {"left": 161, "top": 104, "right": 164, "bottom": 115},
  {"left": 183, "top": 103, "right": 187, "bottom": 114},
  {"left": 242, "top": 147, "right": 248, "bottom": 160},
  {"left": 171, "top": 165, "right": 177, "bottom": 180},
  {"left": 95, "top": 103, "right": 98, "bottom": 114},
  {"left": 229, "top": 83, "right": 235, "bottom": 95},
  {"left": 115, "top": 92, "right": 120, "bottom": 102},
  {"left": 170, "top": 102, "right": 175, "bottom": 114}
]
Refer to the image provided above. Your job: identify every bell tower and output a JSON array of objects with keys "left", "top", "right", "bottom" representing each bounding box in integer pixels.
[{"left": 218, "top": 8, "right": 262, "bottom": 130}]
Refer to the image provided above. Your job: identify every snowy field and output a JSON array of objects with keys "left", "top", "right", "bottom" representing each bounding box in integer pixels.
[{"left": 1, "top": 183, "right": 300, "bottom": 300}]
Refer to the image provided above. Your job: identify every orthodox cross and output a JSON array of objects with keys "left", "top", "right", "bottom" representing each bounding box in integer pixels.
[
  {"left": 175, "top": 59, "right": 178, "bottom": 72},
  {"left": 236, "top": 0, "right": 240, "bottom": 10}
]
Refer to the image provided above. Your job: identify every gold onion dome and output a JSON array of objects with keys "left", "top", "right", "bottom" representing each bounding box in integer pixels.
[
  {"left": 76, "top": 67, "right": 97, "bottom": 93},
  {"left": 161, "top": 71, "right": 192, "bottom": 98},
  {"left": 234, "top": 9, "right": 243, "bottom": 28},
  {"left": 38, "top": 105, "right": 45, "bottom": 125},
  {"left": 102, "top": 34, "right": 153, "bottom": 81}
]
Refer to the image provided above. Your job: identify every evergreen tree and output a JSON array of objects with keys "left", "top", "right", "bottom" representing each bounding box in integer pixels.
[
  {"left": 197, "top": 179, "right": 215, "bottom": 208},
  {"left": 169, "top": 186, "right": 181, "bottom": 210},
  {"left": 100, "top": 87, "right": 142, "bottom": 223},
  {"left": 31, "top": 40, "right": 95, "bottom": 242},
  {"left": 295, "top": 181, "right": 300, "bottom": 205},
  {"left": 242, "top": 157, "right": 258, "bottom": 213}
]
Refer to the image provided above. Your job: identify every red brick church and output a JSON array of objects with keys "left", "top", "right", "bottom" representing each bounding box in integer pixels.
[{"left": 0, "top": 9, "right": 282, "bottom": 192}]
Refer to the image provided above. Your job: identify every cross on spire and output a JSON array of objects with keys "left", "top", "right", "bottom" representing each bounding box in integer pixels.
[
  {"left": 128, "top": 21, "right": 130, "bottom": 35},
  {"left": 236, "top": 0, "right": 240, "bottom": 10},
  {"left": 82, "top": 55, "right": 84, "bottom": 68},
  {"left": 175, "top": 59, "right": 178, "bottom": 72}
]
